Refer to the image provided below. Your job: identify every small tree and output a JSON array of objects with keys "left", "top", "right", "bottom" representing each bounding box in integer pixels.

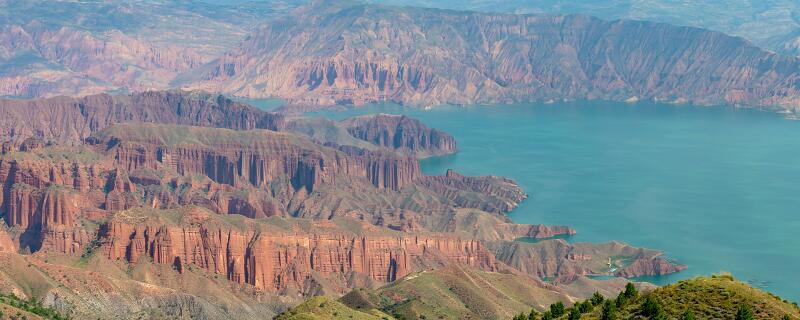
[
  {"left": 642, "top": 296, "right": 663, "bottom": 317},
  {"left": 735, "top": 305, "right": 754, "bottom": 320},
  {"left": 601, "top": 300, "right": 617, "bottom": 320},
  {"left": 578, "top": 301, "right": 593, "bottom": 313},
  {"left": 623, "top": 283, "right": 638, "bottom": 300},
  {"left": 591, "top": 292, "right": 605, "bottom": 306},
  {"left": 568, "top": 307, "right": 581, "bottom": 320},
  {"left": 682, "top": 310, "right": 695, "bottom": 320},
  {"left": 550, "top": 302, "right": 566, "bottom": 318},
  {"left": 615, "top": 293, "right": 627, "bottom": 308},
  {"left": 541, "top": 311, "right": 553, "bottom": 320},
  {"left": 528, "top": 308, "right": 539, "bottom": 320}
]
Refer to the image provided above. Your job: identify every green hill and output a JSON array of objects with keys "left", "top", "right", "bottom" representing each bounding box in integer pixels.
[
  {"left": 280, "top": 273, "right": 799, "bottom": 320},
  {"left": 274, "top": 296, "right": 394, "bottom": 320},
  {"left": 514, "top": 274, "right": 800, "bottom": 320}
]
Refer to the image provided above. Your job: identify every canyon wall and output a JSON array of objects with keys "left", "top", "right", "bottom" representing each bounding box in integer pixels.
[
  {"left": 100, "top": 207, "right": 497, "bottom": 294},
  {"left": 190, "top": 3, "right": 800, "bottom": 112},
  {"left": 0, "top": 90, "right": 284, "bottom": 148},
  {"left": 342, "top": 114, "right": 457, "bottom": 157}
]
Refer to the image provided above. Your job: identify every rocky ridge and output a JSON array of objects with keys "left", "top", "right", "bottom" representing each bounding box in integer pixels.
[
  {"left": 0, "top": 91, "right": 686, "bottom": 319},
  {"left": 189, "top": 2, "right": 800, "bottom": 113},
  {"left": 0, "top": 90, "right": 285, "bottom": 148}
]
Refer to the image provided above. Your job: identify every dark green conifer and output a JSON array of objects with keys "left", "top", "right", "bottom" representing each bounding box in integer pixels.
[{"left": 735, "top": 305, "right": 754, "bottom": 320}]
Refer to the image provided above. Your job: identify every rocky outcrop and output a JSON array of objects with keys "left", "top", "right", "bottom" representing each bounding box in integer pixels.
[
  {"left": 0, "top": 229, "right": 14, "bottom": 253},
  {"left": 490, "top": 239, "right": 686, "bottom": 279},
  {"left": 100, "top": 207, "right": 498, "bottom": 294},
  {"left": 0, "top": 123, "right": 522, "bottom": 255},
  {"left": 615, "top": 257, "right": 688, "bottom": 278},
  {"left": 190, "top": 2, "right": 800, "bottom": 113},
  {"left": 419, "top": 170, "right": 527, "bottom": 214},
  {"left": 0, "top": 90, "right": 284, "bottom": 148},
  {"left": 342, "top": 114, "right": 457, "bottom": 157},
  {"left": 88, "top": 123, "right": 422, "bottom": 192}
]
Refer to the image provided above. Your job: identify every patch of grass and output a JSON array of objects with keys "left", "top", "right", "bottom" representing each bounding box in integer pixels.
[
  {"left": 274, "top": 296, "right": 393, "bottom": 320},
  {"left": 0, "top": 293, "right": 69, "bottom": 320}
]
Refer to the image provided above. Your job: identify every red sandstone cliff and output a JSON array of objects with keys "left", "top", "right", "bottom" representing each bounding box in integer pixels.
[
  {"left": 342, "top": 114, "right": 457, "bottom": 157},
  {"left": 0, "top": 123, "right": 526, "bottom": 255},
  {"left": 100, "top": 207, "right": 497, "bottom": 293}
]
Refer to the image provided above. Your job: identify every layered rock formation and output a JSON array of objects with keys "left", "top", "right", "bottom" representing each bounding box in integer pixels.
[
  {"left": 101, "top": 207, "right": 498, "bottom": 294},
  {"left": 0, "top": 90, "right": 284, "bottom": 148},
  {"left": 0, "top": 0, "right": 303, "bottom": 99},
  {"left": 0, "top": 121, "right": 541, "bottom": 256},
  {"left": 490, "top": 239, "right": 687, "bottom": 279},
  {"left": 341, "top": 114, "right": 457, "bottom": 157},
  {"left": 190, "top": 2, "right": 800, "bottom": 113},
  {"left": 0, "top": 23, "right": 205, "bottom": 98}
]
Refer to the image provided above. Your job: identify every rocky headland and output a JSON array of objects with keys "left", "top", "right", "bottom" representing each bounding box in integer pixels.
[{"left": 0, "top": 90, "right": 684, "bottom": 319}]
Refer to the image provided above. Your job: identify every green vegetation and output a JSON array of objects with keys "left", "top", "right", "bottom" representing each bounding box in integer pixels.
[
  {"left": 0, "top": 293, "right": 68, "bottom": 320},
  {"left": 282, "top": 274, "right": 799, "bottom": 320},
  {"left": 274, "top": 296, "right": 392, "bottom": 320},
  {"left": 736, "top": 305, "right": 754, "bottom": 320},
  {"left": 507, "top": 274, "right": 799, "bottom": 320}
]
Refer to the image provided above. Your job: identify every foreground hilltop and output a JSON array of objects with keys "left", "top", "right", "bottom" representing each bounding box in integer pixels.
[{"left": 280, "top": 274, "right": 800, "bottom": 320}]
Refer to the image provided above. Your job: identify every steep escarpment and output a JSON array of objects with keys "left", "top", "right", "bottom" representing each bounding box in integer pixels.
[
  {"left": 0, "top": 90, "right": 284, "bottom": 148},
  {"left": 88, "top": 123, "right": 422, "bottom": 192},
  {"left": 100, "top": 207, "right": 498, "bottom": 294},
  {"left": 190, "top": 3, "right": 800, "bottom": 112},
  {"left": 286, "top": 114, "right": 457, "bottom": 159},
  {"left": 342, "top": 114, "right": 457, "bottom": 157},
  {"left": 0, "top": 123, "right": 546, "bottom": 255}
]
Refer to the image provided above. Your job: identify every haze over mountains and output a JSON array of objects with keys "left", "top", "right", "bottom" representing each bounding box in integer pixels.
[
  {"left": 2, "top": 0, "right": 800, "bottom": 114},
  {"left": 1, "top": 1, "right": 800, "bottom": 319}
]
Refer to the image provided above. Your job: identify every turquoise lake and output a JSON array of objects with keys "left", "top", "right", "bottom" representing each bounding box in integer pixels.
[{"left": 300, "top": 100, "right": 800, "bottom": 302}]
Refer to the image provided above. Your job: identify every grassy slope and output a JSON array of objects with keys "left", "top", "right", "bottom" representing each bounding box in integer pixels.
[
  {"left": 633, "top": 275, "right": 799, "bottom": 319},
  {"left": 573, "top": 275, "right": 800, "bottom": 320},
  {"left": 275, "top": 296, "right": 394, "bottom": 320},
  {"left": 283, "top": 274, "right": 800, "bottom": 320},
  {"left": 282, "top": 265, "right": 570, "bottom": 320}
]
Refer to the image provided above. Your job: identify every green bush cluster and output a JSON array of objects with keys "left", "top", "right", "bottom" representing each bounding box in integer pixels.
[
  {"left": 512, "top": 290, "right": 601, "bottom": 320},
  {"left": 0, "top": 293, "right": 69, "bottom": 320}
]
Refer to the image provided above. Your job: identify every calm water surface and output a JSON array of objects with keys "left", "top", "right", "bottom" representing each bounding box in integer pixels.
[{"left": 306, "top": 101, "right": 800, "bottom": 301}]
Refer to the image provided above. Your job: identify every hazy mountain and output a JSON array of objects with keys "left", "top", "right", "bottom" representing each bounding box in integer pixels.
[{"left": 188, "top": 2, "right": 800, "bottom": 112}]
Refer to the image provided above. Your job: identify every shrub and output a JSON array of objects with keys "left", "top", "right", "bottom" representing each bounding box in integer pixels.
[
  {"left": 623, "top": 283, "right": 638, "bottom": 300},
  {"left": 528, "top": 309, "right": 539, "bottom": 320},
  {"left": 568, "top": 308, "right": 581, "bottom": 320},
  {"left": 550, "top": 302, "right": 566, "bottom": 318},
  {"left": 578, "top": 301, "right": 593, "bottom": 313},
  {"left": 735, "top": 305, "right": 754, "bottom": 320},
  {"left": 591, "top": 292, "right": 604, "bottom": 306},
  {"left": 601, "top": 300, "right": 617, "bottom": 320}
]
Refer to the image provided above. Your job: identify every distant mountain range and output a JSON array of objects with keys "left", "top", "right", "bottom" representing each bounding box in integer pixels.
[
  {"left": 367, "top": 0, "right": 800, "bottom": 57},
  {"left": 3, "top": 1, "right": 800, "bottom": 114}
]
